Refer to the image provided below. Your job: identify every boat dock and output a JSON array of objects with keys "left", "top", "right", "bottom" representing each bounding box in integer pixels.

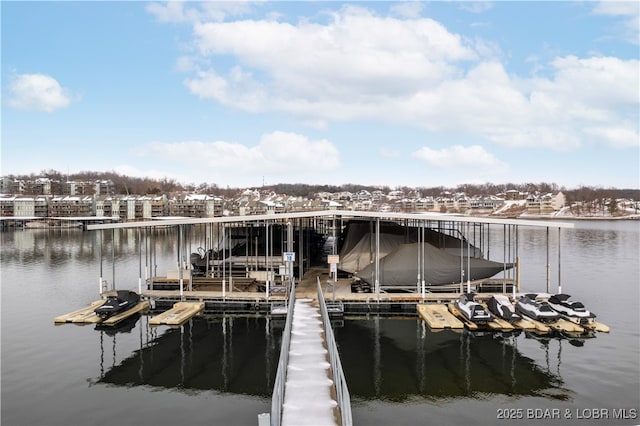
[
  {"left": 417, "top": 304, "right": 464, "bottom": 329},
  {"left": 148, "top": 301, "right": 205, "bottom": 326},
  {"left": 54, "top": 300, "right": 106, "bottom": 324},
  {"left": 55, "top": 299, "right": 150, "bottom": 325}
]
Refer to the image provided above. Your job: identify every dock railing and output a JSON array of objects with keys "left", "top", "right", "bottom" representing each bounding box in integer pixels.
[
  {"left": 269, "top": 278, "right": 296, "bottom": 426},
  {"left": 317, "top": 277, "right": 353, "bottom": 426}
]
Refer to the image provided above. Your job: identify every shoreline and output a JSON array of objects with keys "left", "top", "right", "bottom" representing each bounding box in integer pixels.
[{"left": 495, "top": 214, "right": 640, "bottom": 221}]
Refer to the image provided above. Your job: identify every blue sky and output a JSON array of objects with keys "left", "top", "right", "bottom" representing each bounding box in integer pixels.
[{"left": 2, "top": 1, "right": 639, "bottom": 189}]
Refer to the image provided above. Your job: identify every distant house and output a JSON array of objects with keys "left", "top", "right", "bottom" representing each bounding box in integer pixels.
[{"left": 526, "top": 192, "right": 565, "bottom": 214}]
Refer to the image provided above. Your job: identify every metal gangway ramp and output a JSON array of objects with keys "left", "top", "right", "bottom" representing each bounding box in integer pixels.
[{"left": 260, "top": 278, "right": 352, "bottom": 426}]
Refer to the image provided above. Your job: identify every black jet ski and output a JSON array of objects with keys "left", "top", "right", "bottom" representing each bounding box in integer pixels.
[
  {"left": 547, "top": 293, "right": 596, "bottom": 325},
  {"left": 454, "top": 293, "right": 492, "bottom": 324},
  {"left": 487, "top": 294, "right": 521, "bottom": 322},
  {"left": 515, "top": 294, "right": 560, "bottom": 323},
  {"left": 94, "top": 290, "right": 140, "bottom": 319}
]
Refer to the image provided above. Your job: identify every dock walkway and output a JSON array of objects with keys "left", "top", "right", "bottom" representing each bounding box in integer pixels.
[{"left": 281, "top": 298, "right": 338, "bottom": 426}]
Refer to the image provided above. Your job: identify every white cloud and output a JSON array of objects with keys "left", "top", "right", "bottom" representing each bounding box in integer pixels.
[
  {"left": 592, "top": 1, "right": 640, "bottom": 45},
  {"left": 7, "top": 73, "right": 74, "bottom": 112},
  {"left": 134, "top": 131, "right": 340, "bottom": 184},
  {"left": 189, "top": 6, "right": 477, "bottom": 104},
  {"left": 592, "top": 1, "right": 639, "bottom": 17},
  {"left": 160, "top": 5, "right": 638, "bottom": 151},
  {"left": 146, "top": 1, "right": 255, "bottom": 23},
  {"left": 459, "top": 2, "right": 494, "bottom": 14},
  {"left": 412, "top": 145, "right": 507, "bottom": 170},
  {"left": 390, "top": 2, "right": 424, "bottom": 19}
]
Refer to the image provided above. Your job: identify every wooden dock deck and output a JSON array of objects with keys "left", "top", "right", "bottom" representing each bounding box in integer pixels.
[
  {"left": 416, "top": 304, "right": 464, "bottom": 329},
  {"left": 55, "top": 300, "right": 150, "bottom": 326},
  {"left": 101, "top": 301, "right": 150, "bottom": 326},
  {"left": 149, "top": 301, "right": 205, "bottom": 326},
  {"left": 54, "top": 300, "right": 105, "bottom": 324}
]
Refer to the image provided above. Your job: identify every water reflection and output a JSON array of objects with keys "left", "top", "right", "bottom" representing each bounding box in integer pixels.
[
  {"left": 95, "top": 315, "right": 283, "bottom": 397},
  {"left": 93, "top": 315, "right": 576, "bottom": 402},
  {"left": 335, "top": 318, "right": 570, "bottom": 402}
]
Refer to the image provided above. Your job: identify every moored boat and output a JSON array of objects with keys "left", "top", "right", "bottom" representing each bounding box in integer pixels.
[
  {"left": 487, "top": 294, "right": 521, "bottom": 322},
  {"left": 547, "top": 293, "right": 596, "bottom": 325},
  {"left": 455, "top": 293, "right": 492, "bottom": 324},
  {"left": 94, "top": 290, "right": 140, "bottom": 319},
  {"left": 515, "top": 294, "right": 560, "bottom": 323}
]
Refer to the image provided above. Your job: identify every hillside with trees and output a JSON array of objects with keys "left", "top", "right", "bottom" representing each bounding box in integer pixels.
[{"left": 3, "top": 169, "right": 638, "bottom": 203}]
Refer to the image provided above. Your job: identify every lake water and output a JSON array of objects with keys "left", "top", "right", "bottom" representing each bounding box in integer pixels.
[{"left": 1, "top": 220, "right": 639, "bottom": 425}]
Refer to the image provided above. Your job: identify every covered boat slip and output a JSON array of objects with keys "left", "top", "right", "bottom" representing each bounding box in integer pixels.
[
  {"left": 86, "top": 210, "right": 574, "bottom": 299},
  {"left": 79, "top": 211, "right": 607, "bottom": 333}
]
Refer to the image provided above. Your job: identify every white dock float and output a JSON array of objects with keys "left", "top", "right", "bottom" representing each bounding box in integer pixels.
[{"left": 282, "top": 298, "right": 338, "bottom": 426}]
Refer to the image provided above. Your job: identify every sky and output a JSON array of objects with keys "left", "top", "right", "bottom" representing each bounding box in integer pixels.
[{"left": 1, "top": 1, "right": 639, "bottom": 190}]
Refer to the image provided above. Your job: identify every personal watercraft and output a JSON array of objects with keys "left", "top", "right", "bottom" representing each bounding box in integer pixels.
[
  {"left": 487, "top": 294, "right": 521, "bottom": 322},
  {"left": 94, "top": 290, "right": 140, "bottom": 320},
  {"left": 454, "top": 293, "right": 492, "bottom": 324},
  {"left": 515, "top": 294, "right": 560, "bottom": 323}
]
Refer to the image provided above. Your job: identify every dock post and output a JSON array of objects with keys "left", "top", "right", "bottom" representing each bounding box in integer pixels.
[
  {"left": 515, "top": 256, "right": 520, "bottom": 298},
  {"left": 557, "top": 228, "right": 562, "bottom": 294},
  {"left": 546, "top": 227, "right": 551, "bottom": 294}
]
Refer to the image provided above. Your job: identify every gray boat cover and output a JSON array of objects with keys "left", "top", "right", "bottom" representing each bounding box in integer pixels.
[
  {"left": 338, "top": 221, "right": 482, "bottom": 274},
  {"left": 355, "top": 242, "right": 512, "bottom": 286},
  {"left": 338, "top": 220, "right": 511, "bottom": 286}
]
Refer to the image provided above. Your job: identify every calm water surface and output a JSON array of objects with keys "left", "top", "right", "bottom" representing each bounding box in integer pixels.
[{"left": 1, "top": 220, "right": 639, "bottom": 425}]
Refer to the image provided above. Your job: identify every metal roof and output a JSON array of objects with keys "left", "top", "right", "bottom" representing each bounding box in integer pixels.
[{"left": 86, "top": 209, "right": 574, "bottom": 230}]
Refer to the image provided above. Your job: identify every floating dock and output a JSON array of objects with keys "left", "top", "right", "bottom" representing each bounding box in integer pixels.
[
  {"left": 54, "top": 300, "right": 106, "bottom": 324},
  {"left": 447, "top": 304, "right": 480, "bottom": 330},
  {"left": 149, "top": 301, "right": 205, "bottom": 326},
  {"left": 512, "top": 317, "right": 544, "bottom": 331},
  {"left": 584, "top": 321, "right": 610, "bottom": 333},
  {"left": 55, "top": 300, "right": 149, "bottom": 326},
  {"left": 101, "top": 301, "right": 150, "bottom": 326},
  {"left": 547, "top": 318, "right": 584, "bottom": 334},
  {"left": 416, "top": 304, "right": 464, "bottom": 329}
]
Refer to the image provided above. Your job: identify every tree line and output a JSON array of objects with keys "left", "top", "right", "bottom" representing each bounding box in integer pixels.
[{"left": 6, "top": 169, "right": 639, "bottom": 202}]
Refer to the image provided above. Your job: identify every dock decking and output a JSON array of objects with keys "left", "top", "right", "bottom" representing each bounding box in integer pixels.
[
  {"left": 54, "top": 300, "right": 150, "bottom": 326},
  {"left": 416, "top": 304, "right": 464, "bottom": 329},
  {"left": 54, "top": 300, "right": 106, "bottom": 324},
  {"left": 281, "top": 298, "right": 339, "bottom": 426},
  {"left": 149, "top": 301, "right": 205, "bottom": 326}
]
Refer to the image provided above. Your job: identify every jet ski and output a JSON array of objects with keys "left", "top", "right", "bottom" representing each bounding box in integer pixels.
[
  {"left": 454, "top": 293, "right": 492, "bottom": 324},
  {"left": 94, "top": 290, "right": 140, "bottom": 319},
  {"left": 515, "top": 294, "right": 560, "bottom": 323},
  {"left": 547, "top": 293, "right": 596, "bottom": 324},
  {"left": 487, "top": 294, "right": 521, "bottom": 322}
]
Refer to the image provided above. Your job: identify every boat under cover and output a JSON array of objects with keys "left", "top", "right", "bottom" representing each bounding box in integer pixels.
[
  {"left": 339, "top": 221, "right": 512, "bottom": 287},
  {"left": 455, "top": 293, "right": 492, "bottom": 324},
  {"left": 515, "top": 294, "right": 560, "bottom": 323},
  {"left": 487, "top": 294, "right": 521, "bottom": 322},
  {"left": 355, "top": 242, "right": 512, "bottom": 286},
  {"left": 94, "top": 290, "right": 140, "bottom": 320}
]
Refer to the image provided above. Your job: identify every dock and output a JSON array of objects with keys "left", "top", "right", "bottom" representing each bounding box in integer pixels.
[
  {"left": 447, "top": 304, "right": 480, "bottom": 330},
  {"left": 281, "top": 298, "right": 339, "bottom": 426},
  {"left": 416, "top": 304, "right": 464, "bottom": 329},
  {"left": 101, "top": 301, "right": 150, "bottom": 326},
  {"left": 54, "top": 300, "right": 105, "bottom": 324},
  {"left": 149, "top": 301, "right": 205, "bottom": 326},
  {"left": 584, "top": 321, "right": 610, "bottom": 333},
  {"left": 55, "top": 300, "right": 150, "bottom": 326}
]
